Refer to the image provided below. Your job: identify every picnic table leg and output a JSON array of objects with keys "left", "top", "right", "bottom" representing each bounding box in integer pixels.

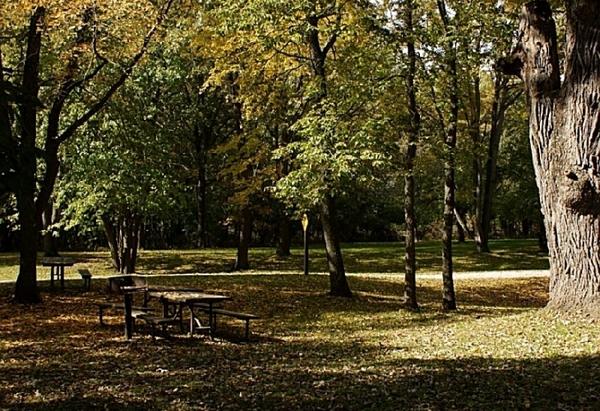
[
  {"left": 179, "top": 302, "right": 184, "bottom": 333},
  {"left": 124, "top": 293, "right": 134, "bottom": 340},
  {"left": 60, "top": 265, "right": 65, "bottom": 290},
  {"left": 208, "top": 302, "right": 215, "bottom": 341},
  {"left": 50, "top": 267, "right": 55, "bottom": 289},
  {"left": 162, "top": 299, "right": 169, "bottom": 318},
  {"left": 189, "top": 304, "right": 195, "bottom": 337}
]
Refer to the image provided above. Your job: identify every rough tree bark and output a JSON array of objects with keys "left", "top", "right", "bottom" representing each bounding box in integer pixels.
[{"left": 499, "top": 0, "right": 600, "bottom": 312}]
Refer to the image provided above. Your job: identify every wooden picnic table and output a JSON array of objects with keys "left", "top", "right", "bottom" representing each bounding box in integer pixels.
[
  {"left": 146, "top": 290, "right": 232, "bottom": 340},
  {"left": 41, "top": 257, "right": 74, "bottom": 290},
  {"left": 118, "top": 286, "right": 232, "bottom": 340}
]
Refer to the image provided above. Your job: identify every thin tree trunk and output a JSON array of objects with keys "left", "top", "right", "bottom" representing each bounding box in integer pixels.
[
  {"left": 102, "top": 214, "right": 121, "bottom": 272},
  {"left": 128, "top": 214, "right": 142, "bottom": 273},
  {"left": 481, "top": 76, "right": 521, "bottom": 252},
  {"left": 234, "top": 205, "right": 252, "bottom": 270},
  {"left": 42, "top": 200, "right": 59, "bottom": 257},
  {"left": 196, "top": 161, "right": 208, "bottom": 248},
  {"left": 454, "top": 207, "right": 473, "bottom": 240},
  {"left": 456, "top": 220, "right": 465, "bottom": 243},
  {"left": 468, "top": 72, "right": 485, "bottom": 252},
  {"left": 479, "top": 82, "right": 503, "bottom": 253},
  {"left": 194, "top": 124, "right": 210, "bottom": 248},
  {"left": 305, "top": 7, "right": 352, "bottom": 297},
  {"left": 403, "top": 0, "right": 419, "bottom": 310},
  {"left": 438, "top": 0, "right": 457, "bottom": 311},
  {"left": 321, "top": 195, "right": 352, "bottom": 297},
  {"left": 276, "top": 207, "right": 292, "bottom": 257}
]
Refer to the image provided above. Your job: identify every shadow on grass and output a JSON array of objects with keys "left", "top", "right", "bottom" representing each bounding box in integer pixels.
[
  {"left": 0, "top": 274, "right": 588, "bottom": 411},
  {"left": 1, "top": 335, "right": 598, "bottom": 411}
]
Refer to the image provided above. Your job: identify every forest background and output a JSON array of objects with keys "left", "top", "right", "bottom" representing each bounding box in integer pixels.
[{"left": 0, "top": 0, "right": 548, "bottom": 299}]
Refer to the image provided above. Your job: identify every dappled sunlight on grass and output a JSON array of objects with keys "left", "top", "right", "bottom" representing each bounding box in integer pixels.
[
  {"left": 0, "top": 239, "right": 549, "bottom": 283},
  {"left": 2, "top": 250, "right": 592, "bottom": 410}
]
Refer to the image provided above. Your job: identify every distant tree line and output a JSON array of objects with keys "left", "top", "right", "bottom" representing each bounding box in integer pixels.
[{"left": 6, "top": 0, "right": 594, "bottom": 313}]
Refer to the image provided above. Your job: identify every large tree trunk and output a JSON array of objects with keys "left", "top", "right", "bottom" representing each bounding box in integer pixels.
[
  {"left": 403, "top": 0, "right": 420, "bottom": 310},
  {"left": 500, "top": 0, "right": 600, "bottom": 313},
  {"left": 321, "top": 195, "right": 352, "bottom": 297},
  {"left": 15, "top": 186, "right": 40, "bottom": 303},
  {"left": 13, "top": 8, "right": 44, "bottom": 304}
]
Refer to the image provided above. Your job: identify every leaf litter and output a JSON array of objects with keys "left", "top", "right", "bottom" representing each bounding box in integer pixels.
[{"left": 1, "top": 275, "right": 600, "bottom": 410}]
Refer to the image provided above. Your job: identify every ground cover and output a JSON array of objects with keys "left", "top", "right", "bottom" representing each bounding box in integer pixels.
[{"left": 1, "top": 270, "right": 599, "bottom": 410}]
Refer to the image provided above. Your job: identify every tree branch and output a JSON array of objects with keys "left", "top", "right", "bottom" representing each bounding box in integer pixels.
[{"left": 57, "top": 0, "right": 175, "bottom": 144}]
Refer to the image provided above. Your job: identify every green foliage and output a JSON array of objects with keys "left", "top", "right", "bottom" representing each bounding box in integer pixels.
[
  {"left": 274, "top": 101, "right": 391, "bottom": 211},
  {"left": 57, "top": 66, "right": 187, "bottom": 232}
]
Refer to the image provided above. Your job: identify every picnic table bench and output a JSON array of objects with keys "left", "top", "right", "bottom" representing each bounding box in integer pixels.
[
  {"left": 78, "top": 269, "right": 92, "bottom": 291},
  {"left": 197, "top": 306, "right": 259, "bottom": 340},
  {"left": 95, "top": 302, "right": 153, "bottom": 326},
  {"left": 137, "top": 314, "right": 182, "bottom": 341}
]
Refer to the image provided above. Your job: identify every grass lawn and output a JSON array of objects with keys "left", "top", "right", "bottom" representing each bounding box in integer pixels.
[
  {"left": 1, "top": 273, "right": 599, "bottom": 411},
  {"left": 1, "top": 241, "right": 597, "bottom": 410},
  {"left": 0, "top": 239, "right": 549, "bottom": 283}
]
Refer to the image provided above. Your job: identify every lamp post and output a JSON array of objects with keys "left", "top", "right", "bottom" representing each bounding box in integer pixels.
[{"left": 302, "top": 214, "right": 309, "bottom": 275}]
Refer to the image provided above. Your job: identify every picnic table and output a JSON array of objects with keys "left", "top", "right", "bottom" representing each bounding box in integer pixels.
[
  {"left": 118, "top": 286, "right": 231, "bottom": 340},
  {"left": 146, "top": 290, "right": 232, "bottom": 340},
  {"left": 41, "top": 257, "right": 74, "bottom": 290}
]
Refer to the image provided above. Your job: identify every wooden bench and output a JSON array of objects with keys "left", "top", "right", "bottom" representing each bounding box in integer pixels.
[
  {"left": 202, "top": 308, "right": 259, "bottom": 340},
  {"left": 106, "top": 274, "right": 149, "bottom": 294},
  {"left": 78, "top": 269, "right": 92, "bottom": 291},
  {"left": 192, "top": 302, "right": 224, "bottom": 310},
  {"left": 95, "top": 302, "right": 152, "bottom": 325},
  {"left": 137, "top": 314, "right": 181, "bottom": 341}
]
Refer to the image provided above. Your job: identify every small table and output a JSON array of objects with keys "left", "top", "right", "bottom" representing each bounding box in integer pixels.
[
  {"left": 41, "top": 257, "right": 74, "bottom": 290},
  {"left": 147, "top": 290, "right": 232, "bottom": 340}
]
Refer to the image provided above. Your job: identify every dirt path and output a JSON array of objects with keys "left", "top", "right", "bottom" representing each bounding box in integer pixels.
[{"left": 348, "top": 269, "right": 549, "bottom": 280}]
